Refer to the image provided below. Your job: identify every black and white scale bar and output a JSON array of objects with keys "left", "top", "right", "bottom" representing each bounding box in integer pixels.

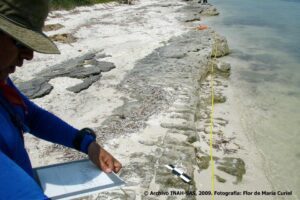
[{"left": 165, "top": 164, "right": 191, "bottom": 183}]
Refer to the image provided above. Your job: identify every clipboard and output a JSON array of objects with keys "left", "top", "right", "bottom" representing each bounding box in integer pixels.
[{"left": 33, "top": 159, "right": 125, "bottom": 200}]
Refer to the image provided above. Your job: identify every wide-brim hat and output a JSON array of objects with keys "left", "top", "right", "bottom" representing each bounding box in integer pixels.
[{"left": 0, "top": 0, "right": 60, "bottom": 54}]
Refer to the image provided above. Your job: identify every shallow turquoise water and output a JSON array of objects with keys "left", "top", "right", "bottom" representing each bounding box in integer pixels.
[{"left": 206, "top": 0, "right": 300, "bottom": 199}]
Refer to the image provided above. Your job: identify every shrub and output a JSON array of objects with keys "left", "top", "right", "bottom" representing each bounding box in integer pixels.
[{"left": 50, "top": 0, "right": 116, "bottom": 10}]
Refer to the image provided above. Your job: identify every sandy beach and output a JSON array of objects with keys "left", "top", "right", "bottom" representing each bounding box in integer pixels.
[{"left": 11, "top": 0, "right": 277, "bottom": 199}]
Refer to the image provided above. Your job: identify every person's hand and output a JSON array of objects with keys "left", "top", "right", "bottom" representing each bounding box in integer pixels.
[{"left": 88, "top": 141, "right": 122, "bottom": 173}]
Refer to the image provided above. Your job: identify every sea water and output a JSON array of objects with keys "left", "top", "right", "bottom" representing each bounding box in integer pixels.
[{"left": 205, "top": 0, "right": 300, "bottom": 199}]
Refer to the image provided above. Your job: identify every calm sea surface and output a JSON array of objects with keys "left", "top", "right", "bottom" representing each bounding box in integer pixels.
[{"left": 206, "top": 0, "right": 300, "bottom": 198}]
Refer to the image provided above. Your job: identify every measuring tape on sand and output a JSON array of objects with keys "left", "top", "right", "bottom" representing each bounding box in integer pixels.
[{"left": 208, "top": 31, "right": 218, "bottom": 200}]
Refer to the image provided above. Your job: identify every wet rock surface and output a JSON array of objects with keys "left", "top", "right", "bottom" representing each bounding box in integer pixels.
[{"left": 211, "top": 33, "right": 230, "bottom": 57}]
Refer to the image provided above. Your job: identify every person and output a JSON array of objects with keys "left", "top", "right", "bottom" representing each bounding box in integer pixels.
[
  {"left": 198, "top": 0, "right": 208, "bottom": 4},
  {"left": 0, "top": 0, "right": 122, "bottom": 199}
]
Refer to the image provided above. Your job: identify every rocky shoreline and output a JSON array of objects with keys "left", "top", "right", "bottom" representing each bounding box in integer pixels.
[{"left": 14, "top": 0, "right": 273, "bottom": 199}]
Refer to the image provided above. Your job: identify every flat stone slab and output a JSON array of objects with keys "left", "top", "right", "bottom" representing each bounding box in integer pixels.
[
  {"left": 67, "top": 75, "right": 101, "bottom": 93},
  {"left": 16, "top": 53, "right": 115, "bottom": 99},
  {"left": 18, "top": 78, "right": 53, "bottom": 99},
  {"left": 177, "top": 3, "right": 219, "bottom": 22}
]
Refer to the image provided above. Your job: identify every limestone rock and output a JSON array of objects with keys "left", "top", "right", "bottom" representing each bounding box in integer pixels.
[
  {"left": 43, "top": 23, "right": 64, "bottom": 32},
  {"left": 16, "top": 53, "right": 116, "bottom": 98},
  {"left": 214, "top": 94, "right": 226, "bottom": 104},
  {"left": 200, "top": 5, "right": 219, "bottom": 16},
  {"left": 218, "top": 61, "right": 231, "bottom": 72},
  {"left": 96, "top": 53, "right": 111, "bottom": 59},
  {"left": 18, "top": 78, "right": 53, "bottom": 99},
  {"left": 208, "top": 59, "right": 218, "bottom": 70},
  {"left": 183, "top": 13, "right": 201, "bottom": 22},
  {"left": 67, "top": 75, "right": 101, "bottom": 93},
  {"left": 196, "top": 155, "right": 210, "bottom": 169},
  {"left": 49, "top": 33, "right": 77, "bottom": 44},
  {"left": 97, "top": 61, "right": 116, "bottom": 72},
  {"left": 211, "top": 33, "right": 230, "bottom": 57},
  {"left": 215, "top": 175, "right": 226, "bottom": 183},
  {"left": 68, "top": 66, "right": 102, "bottom": 78},
  {"left": 208, "top": 60, "right": 231, "bottom": 73}
]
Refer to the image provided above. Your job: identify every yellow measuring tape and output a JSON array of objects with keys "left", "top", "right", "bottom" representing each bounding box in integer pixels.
[{"left": 209, "top": 32, "right": 218, "bottom": 200}]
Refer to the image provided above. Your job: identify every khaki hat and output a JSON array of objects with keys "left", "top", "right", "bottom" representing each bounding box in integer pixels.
[{"left": 0, "top": 0, "right": 60, "bottom": 54}]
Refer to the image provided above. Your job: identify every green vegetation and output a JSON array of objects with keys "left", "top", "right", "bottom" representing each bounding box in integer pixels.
[
  {"left": 187, "top": 135, "right": 197, "bottom": 144},
  {"left": 217, "top": 157, "right": 246, "bottom": 184},
  {"left": 196, "top": 156, "right": 211, "bottom": 169},
  {"left": 50, "top": 0, "right": 116, "bottom": 10},
  {"left": 215, "top": 175, "right": 226, "bottom": 183}
]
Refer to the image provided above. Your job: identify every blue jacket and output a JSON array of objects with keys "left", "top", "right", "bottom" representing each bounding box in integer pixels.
[{"left": 0, "top": 78, "right": 95, "bottom": 199}]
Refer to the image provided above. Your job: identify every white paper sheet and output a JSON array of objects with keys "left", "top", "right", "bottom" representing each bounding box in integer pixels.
[{"left": 33, "top": 159, "right": 125, "bottom": 200}]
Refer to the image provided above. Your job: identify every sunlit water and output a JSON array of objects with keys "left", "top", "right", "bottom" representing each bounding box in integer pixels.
[{"left": 205, "top": 0, "right": 300, "bottom": 199}]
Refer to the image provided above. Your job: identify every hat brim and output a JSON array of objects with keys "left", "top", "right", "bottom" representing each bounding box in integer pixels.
[{"left": 0, "top": 15, "right": 60, "bottom": 54}]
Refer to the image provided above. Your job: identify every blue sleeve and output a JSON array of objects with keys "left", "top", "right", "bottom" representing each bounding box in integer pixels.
[
  {"left": 24, "top": 96, "right": 78, "bottom": 149},
  {"left": 8, "top": 79, "right": 95, "bottom": 154},
  {"left": 23, "top": 96, "right": 95, "bottom": 154},
  {"left": 0, "top": 151, "right": 48, "bottom": 200}
]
